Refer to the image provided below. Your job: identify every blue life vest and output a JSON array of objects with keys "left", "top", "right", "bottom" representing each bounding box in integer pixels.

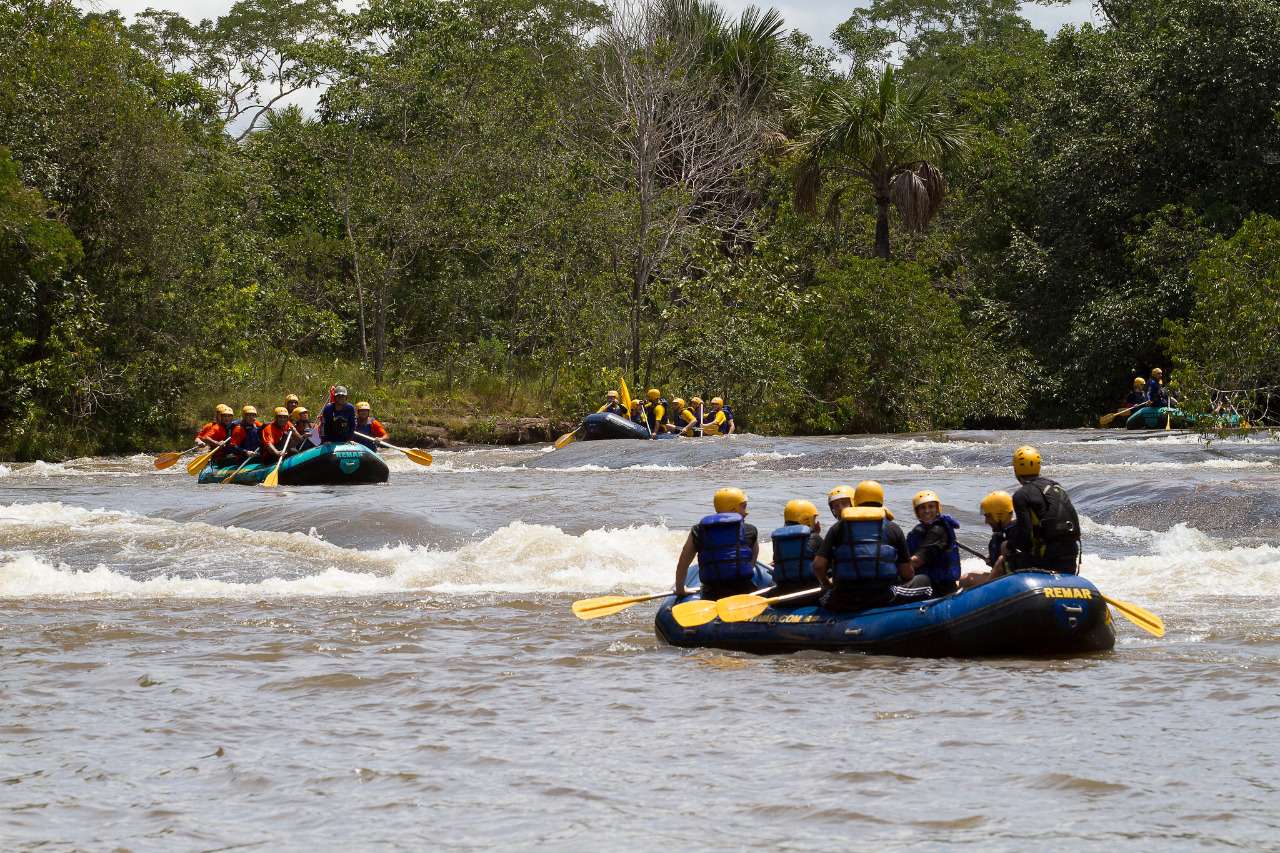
[
  {"left": 770, "top": 524, "right": 814, "bottom": 585},
  {"left": 722, "top": 405, "right": 735, "bottom": 429},
  {"left": 696, "top": 513, "right": 755, "bottom": 583},
  {"left": 644, "top": 399, "right": 669, "bottom": 432},
  {"left": 322, "top": 402, "right": 356, "bottom": 443},
  {"left": 906, "top": 514, "right": 962, "bottom": 584},
  {"left": 988, "top": 520, "right": 1015, "bottom": 567},
  {"left": 1146, "top": 379, "right": 1166, "bottom": 408},
  {"left": 234, "top": 419, "right": 262, "bottom": 454},
  {"left": 831, "top": 508, "right": 900, "bottom": 582}
]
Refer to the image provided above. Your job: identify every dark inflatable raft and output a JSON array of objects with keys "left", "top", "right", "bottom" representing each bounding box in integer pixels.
[
  {"left": 655, "top": 570, "right": 1115, "bottom": 657},
  {"left": 579, "top": 412, "right": 678, "bottom": 440},
  {"left": 197, "top": 442, "right": 389, "bottom": 486}
]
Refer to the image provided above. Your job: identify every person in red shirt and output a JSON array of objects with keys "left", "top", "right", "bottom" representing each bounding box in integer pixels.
[
  {"left": 261, "top": 407, "right": 295, "bottom": 462},
  {"left": 353, "top": 401, "right": 388, "bottom": 452},
  {"left": 196, "top": 404, "right": 236, "bottom": 463}
]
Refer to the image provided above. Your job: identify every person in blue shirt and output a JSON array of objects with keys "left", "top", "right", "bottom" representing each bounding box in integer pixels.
[
  {"left": 320, "top": 385, "right": 357, "bottom": 444},
  {"left": 1145, "top": 368, "right": 1167, "bottom": 409}
]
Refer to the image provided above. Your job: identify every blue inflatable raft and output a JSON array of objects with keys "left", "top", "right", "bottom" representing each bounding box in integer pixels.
[
  {"left": 197, "top": 442, "right": 389, "bottom": 486},
  {"left": 579, "top": 412, "right": 679, "bottom": 440},
  {"left": 655, "top": 568, "right": 1115, "bottom": 656}
]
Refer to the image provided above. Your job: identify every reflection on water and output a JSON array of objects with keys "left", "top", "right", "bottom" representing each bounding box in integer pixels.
[{"left": 1, "top": 430, "right": 1279, "bottom": 849}]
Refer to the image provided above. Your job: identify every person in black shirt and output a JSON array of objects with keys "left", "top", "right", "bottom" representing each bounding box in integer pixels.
[
  {"left": 812, "top": 481, "right": 913, "bottom": 612},
  {"left": 1005, "top": 446, "right": 1082, "bottom": 574},
  {"left": 674, "top": 488, "right": 760, "bottom": 600}
]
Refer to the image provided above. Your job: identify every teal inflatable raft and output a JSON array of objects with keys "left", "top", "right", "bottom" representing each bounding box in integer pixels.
[
  {"left": 197, "top": 442, "right": 389, "bottom": 486},
  {"left": 655, "top": 570, "right": 1115, "bottom": 656}
]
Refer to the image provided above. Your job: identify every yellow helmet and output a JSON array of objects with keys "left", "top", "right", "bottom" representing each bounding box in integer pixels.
[
  {"left": 1133, "top": 377, "right": 1145, "bottom": 390},
  {"left": 294, "top": 407, "right": 309, "bottom": 417},
  {"left": 912, "top": 490, "right": 940, "bottom": 511},
  {"left": 711, "top": 397, "right": 724, "bottom": 406},
  {"left": 241, "top": 405, "right": 257, "bottom": 416},
  {"left": 828, "top": 485, "right": 855, "bottom": 505},
  {"left": 1151, "top": 367, "right": 1163, "bottom": 378},
  {"left": 672, "top": 398, "right": 686, "bottom": 409},
  {"left": 606, "top": 390, "right": 618, "bottom": 399},
  {"left": 1013, "top": 445, "right": 1041, "bottom": 476},
  {"left": 980, "top": 491, "right": 1014, "bottom": 525},
  {"left": 691, "top": 396, "right": 703, "bottom": 405},
  {"left": 784, "top": 499, "right": 819, "bottom": 526},
  {"left": 630, "top": 399, "right": 642, "bottom": 410},
  {"left": 356, "top": 401, "right": 371, "bottom": 411},
  {"left": 854, "top": 480, "right": 884, "bottom": 507},
  {"left": 647, "top": 389, "right": 660, "bottom": 401},
  {"left": 285, "top": 394, "right": 299, "bottom": 404},
  {"left": 713, "top": 487, "right": 747, "bottom": 513},
  {"left": 215, "top": 404, "right": 233, "bottom": 415},
  {"left": 273, "top": 407, "right": 290, "bottom": 418}
]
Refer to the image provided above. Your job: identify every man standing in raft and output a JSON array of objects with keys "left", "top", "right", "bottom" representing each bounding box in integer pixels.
[
  {"left": 902, "top": 490, "right": 962, "bottom": 596},
  {"left": 812, "top": 480, "right": 913, "bottom": 612},
  {"left": 674, "top": 488, "right": 760, "bottom": 601},
  {"left": 1004, "top": 446, "right": 1082, "bottom": 574},
  {"left": 320, "top": 386, "right": 357, "bottom": 444}
]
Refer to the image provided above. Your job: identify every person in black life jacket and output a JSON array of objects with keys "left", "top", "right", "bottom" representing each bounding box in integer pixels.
[
  {"left": 812, "top": 480, "right": 912, "bottom": 612},
  {"left": 769, "top": 499, "right": 823, "bottom": 598},
  {"left": 901, "top": 490, "right": 961, "bottom": 596},
  {"left": 1003, "top": 446, "right": 1082, "bottom": 574},
  {"left": 290, "top": 407, "right": 315, "bottom": 452},
  {"left": 1145, "top": 368, "right": 1167, "bottom": 409},
  {"left": 1123, "top": 377, "right": 1148, "bottom": 409},
  {"left": 643, "top": 389, "right": 669, "bottom": 437},
  {"left": 681, "top": 397, "right": 705, "bottom": 436},
  {"left": 674, "top": 487, "right": 760, "bottom": 601},
  {"left": 227, "top": 406, "right": 264, "bottom": 462},
  {"left": 960, "top": 491, "right": 1016, "bottom": 589},
  {"left": 701, "top": 397, "right": 731, "bottom": 436},
  {"left": 597, "top": 390, "right": 627, "bottom": 415},
  {"left": 320, "top": 386, "right": 357, "bottom": 444},
  {"left": 628, "top": 399, "right": 648, "bottom": 430},
  {"left": 665, "top": 398, "right": 696, "bottom": 434}
]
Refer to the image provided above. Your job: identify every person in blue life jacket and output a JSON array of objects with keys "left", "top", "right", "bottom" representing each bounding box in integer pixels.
[
  {"left": 628, "top": 399, "right": 648, "bottom": 430},
  {"left": 680, "top": 397, "right": 705, "bottom": 436},
  {"left": 701, "top": 397, "right": 732, "bottom": 436},
  {"left": 960, "top": 491, "right": 1016, "bottom": 589},
  {"left": 900, "top": 490, "right": 962, "bottom": 596},
  {"left": 226, "top": 406, "right": 264, "bottom": 462},
  {"left": 665, "top": 398, "right": 697, "bottom": 434},
  {"left": 1123, "top": 377, "right": 1148, "bottom": 409},
  {"left": 769, "top": 500, "right": 823, "bottom": 597},
  {"left": 643, "top": 389, "right": 669, "bottom": 437},
  {"left": 674, "top": 487, "right": 761, "bottom": 601},
  {"left": 597, "top": 390, "right": 627, "bottom": 415},
  {"left": 1145, "top": 368, "right": 1167, "bottom": 409},
  {"left": 1003, "top": 446, "right": 1082, "bottom": 574},
  {"left": 812, "top": 480, "right": 913, "bottom": 612},
  {"left": 320, "top": 385, "right": 357, "bottom": 444}
]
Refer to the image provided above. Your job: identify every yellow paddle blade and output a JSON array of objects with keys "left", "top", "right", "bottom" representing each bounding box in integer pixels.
[
  {"left": 187, "top": 448, "right": 217, "bottom": 475},
  {"left": 1101, "top": 594, "right": 1165, "bottom": 637},
  {"left": 1099, "top": 410, "right": 1122, "bottom": 426},
  {"left": 263, "top": 462, "right": 282, "bottom": 488},
  {"left": 716, "top": 594, "right": 770, "bottom": 623},
  {"left": 672, "top": 599, "right": 719, "bottom": 627},
  {"left": 572, "top": 591, "right": 669, "bottom": 619},
  {"left": 404, "top": 448, "right": 432, "bottom": 466},
  {"left": 154, "top": 451, "right": 183, "bottom": 470},
  {"left": 553, "top": 431, "right": 576, "bottom": 449}
]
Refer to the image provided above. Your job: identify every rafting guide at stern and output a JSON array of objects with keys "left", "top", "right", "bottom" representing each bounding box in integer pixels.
[{"left": 1004, "top": 445, "right": 1082, "bottom": 574}]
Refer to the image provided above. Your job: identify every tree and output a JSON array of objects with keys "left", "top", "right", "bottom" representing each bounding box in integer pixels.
[{"left": 790, "top": 64, "right": 969, "bottom": 260}]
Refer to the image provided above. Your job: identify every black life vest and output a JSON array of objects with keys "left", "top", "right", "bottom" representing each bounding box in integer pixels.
[{"left": 644, "top": 399, "right": 669, "bottom": 432}]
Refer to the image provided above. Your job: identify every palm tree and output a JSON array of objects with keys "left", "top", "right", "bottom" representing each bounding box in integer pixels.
[{"left": 790, "top": 64, "right": 969, "bottom": 260}]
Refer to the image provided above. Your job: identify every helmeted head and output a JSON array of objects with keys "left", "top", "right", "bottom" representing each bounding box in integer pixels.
[
  {"left": 647, "top": 389, "right": 660, "bottom": 401},
  {"left": 913, "top": 490, "right": 941, "bottom": 523},
  {"left": 828, "top": 484, "right": 855, "bottom": 517},
  {"left": 356, "top": 401, "right": 371, "bottom": 419},
  {"left": 285, "top": 394, "right": 300, "bottom": 408},
  {"left": 241, "top": 405, "right": 257, "bottom": 419},
  {"left": 854, "top": 480, "right": 884, "bottom": 508},
  {"left": 713, "top": 487, "right": 748, "bottom": 515},
  {"left": 216, "top": 403, "right": 234, "bottom": 425},
  {"left": 333, "top": 386, "right": 349, "bottom": 400},
  {"left": 606, "top": 390, "right": 619, "bottom": 401},
  {"left": 691, "top": 396, "right": 703, "bottom": 406},
  {"left": 294, "top": 406, "right": 310, "bottom": 423},
  {"left": 980, "top": 491, "right": 1014, "bottom": 527},
  {"left": 1133, "top": 377, "right": 1145, "bottom": 390},
  {"left": 630, "top": 399, "right": 642, "bottom": 411},
  {"left": 710, "top": 397, "right": 723, "bottom": 409},
  {"left": 784, "top": 499, "right": 819, "bottom": 527},
  {"left": 1151, "top": 368, "right": 1162, "bottom": 379},
  {"left": 1013, "top": 445, "right": 1042, "bottom": 478},
  {"left": 273, "top": 406, "right": 290, "bottom": 424},
  {"left": 672, "top": 398, "right": 686, "bottom": 409}
]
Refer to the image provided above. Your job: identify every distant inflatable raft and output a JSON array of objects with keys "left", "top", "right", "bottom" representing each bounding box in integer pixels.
[
  {"left": 197, "top": 442, "right": 389, "bottom": 486},
  {"left": 655, "top": 571, "right": 1116, "bottom": 656},
  {"left": 579, "top": 412, "right": 679, "bottom": 440}
]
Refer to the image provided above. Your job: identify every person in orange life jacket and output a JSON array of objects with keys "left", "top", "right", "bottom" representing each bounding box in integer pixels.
[
  {"left": 290, "top": 407, "right": 316, "bottom": 451},
  {"left": 643, "top": 389, "right": 669, "bottom": 437},
  {"left": 196, "top": 404, "right": 235, "bottom": 449},
  {"left": 812, "top": 479, "right": 912, "bottom": 612},
  {"left": 353, "top": 401, "right": 389, "bottom": 451},
  {"left": 701, "top": 397, "right": 731, "bottom": 436},
  {"left": 597, "top": 390, "right": 626, "bottom": 415},
  {"left": 960, "top": 491, "right": 1016, "bottom": 589},
  {"left": 320, "top": 386, "right": 357, "bottom": 444},
  {"left": 680, "top": 397, "right": 705, "bottom": 436},
  {"left": 260, "top": 408, "right": 295, "bottom": 463},
  {"left": 769, "top": 499, "right": 823, "bottom": 597},
  {"left": 227, "top": 406, "right": 264, "bottom": 462},
  {"left": 284, "top": 393, "right": 301, "bottom": 420},
  {"left": 900, "top": 491, "right": 962, "bottom": 596},
  {"left": 665, "top": 398, "right": 696, "bottom": 434},
  {"left": 1004, "top": 446, "right": 1082, "bottom": 574},
  {"left": 674, "top": 487, "right": 760, "bottom": 601}
]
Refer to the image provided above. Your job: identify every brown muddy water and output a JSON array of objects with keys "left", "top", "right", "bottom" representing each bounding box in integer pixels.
[{"left": 2, "top": 430, "right": 1279, "bottom": 850}]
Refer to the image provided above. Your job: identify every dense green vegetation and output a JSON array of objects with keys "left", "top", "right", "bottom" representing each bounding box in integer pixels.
[{"left": 1, "top": 0, "right": 1277, "bottom": 458}]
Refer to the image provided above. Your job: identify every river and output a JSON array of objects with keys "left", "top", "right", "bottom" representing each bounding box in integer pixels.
[{"left": 2, "top": 430, "right": 1279, "bottom": 850}]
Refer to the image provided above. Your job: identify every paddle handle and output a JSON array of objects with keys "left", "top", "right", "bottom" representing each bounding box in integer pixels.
[{"left": 765, "top": 587, "right": 822, "bottom": 604}]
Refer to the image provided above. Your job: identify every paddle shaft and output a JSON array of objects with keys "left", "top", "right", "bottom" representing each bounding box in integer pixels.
[
  {"left": 221, "top": 451, "right": 257, "bottom": 483},
  {"left": 262, "top": 431, "right": 293, "bottom": 487}
]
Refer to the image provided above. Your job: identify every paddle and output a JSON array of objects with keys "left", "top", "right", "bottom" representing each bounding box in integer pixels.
[
  {"left": 153, "top": 446, "right": 199, "bottom": 470},
  {"left": 957, "top": 542, "right": 1163, "bottom": 636},
  {"left": 1099, "top": 404, "right": 1140, "bottom": 426},
  {"left": 716, "top": 587, "right": 823, "bottom": 623},
  {"left": 672, "top": 599, "right": 719, "bottom": 627},
  {"left": 573, "top": 590, "right": 680, "bottom": 620},
  {"left": 355, "top": 432, "right": 432, "bottom": 466},
  {"left": 262, "top": 431, "right": 293, "bottom": 488},
  {"left": 221, "top": 452, "right": 257, "bottom": 484},
  {"left": 553, "top": 426, "right": 583, "bottom": 450}
]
